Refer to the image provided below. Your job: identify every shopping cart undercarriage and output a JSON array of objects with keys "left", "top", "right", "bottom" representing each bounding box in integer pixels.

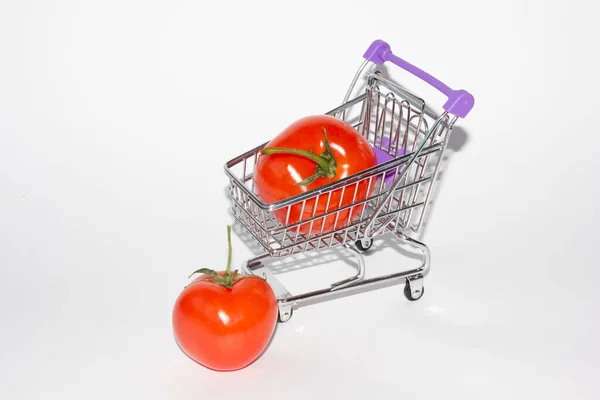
[{"left": 224, "top": 39, "right": 474, "bottom": 322}]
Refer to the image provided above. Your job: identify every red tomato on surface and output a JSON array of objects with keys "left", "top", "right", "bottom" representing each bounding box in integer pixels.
[
  {"left": 172, "top": 226, "right": 278, "bottom": 372},
  {"left": 172, "top": 272, "right": 278, "bottom": 371},
  {"left": 253, "top": 115, "right": 377, "bottom": 235}
]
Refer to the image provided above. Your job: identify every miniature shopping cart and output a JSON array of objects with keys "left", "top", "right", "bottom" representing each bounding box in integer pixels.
[{"left": 224, "top": 39, "right": 474, "bottom": 322}]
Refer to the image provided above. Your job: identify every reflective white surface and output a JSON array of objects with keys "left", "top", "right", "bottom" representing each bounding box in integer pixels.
[{"left": 1, "top": 1, "right": 599, "bottom": 399}]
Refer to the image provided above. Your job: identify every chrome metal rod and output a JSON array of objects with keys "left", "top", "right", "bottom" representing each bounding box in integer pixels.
[
  {"left": 394, "top": 230, "right": 431, "bottom": 277},
  {"left": 330, "top": 243, "right": 366, "bottom": 290},
  {"left": 278, "top": 264, "right": 425, "bottom": 307},
  {"left": 341, "top": 60, "right": 371, "bottom": 109}
]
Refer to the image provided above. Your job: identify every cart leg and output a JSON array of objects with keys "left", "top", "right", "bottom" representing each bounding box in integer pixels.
[
  {"left": 395, "top": 231, "right": 430, "bottom": 301},
  {"left": 278, "top": 301, "right": 294, "bottom": 323},
  {"left": 330, "top": 242, "right": 366, "bottom": 291},
  {"left": 395, "top": 231, "right": 431, "bottom": 276}
]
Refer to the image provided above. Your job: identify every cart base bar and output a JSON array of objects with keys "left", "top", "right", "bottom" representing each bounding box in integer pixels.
[{"left": 241, "top": 230, "right": 430, "bottom": 322}]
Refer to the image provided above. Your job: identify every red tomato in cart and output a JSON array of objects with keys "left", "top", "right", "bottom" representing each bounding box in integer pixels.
[
  {"left": 172, "top": 226, "right": 278, "bottom": 371},
  {"left": 254, "top": 115, "right": 377, "bottom": 235}
]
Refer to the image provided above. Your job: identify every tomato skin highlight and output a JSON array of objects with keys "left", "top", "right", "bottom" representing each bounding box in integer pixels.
[
  {"left": 172, "top": 273, "right": 278, "bottom": 372},
  {"left": 254, "top": 115, "right": 377, "bottom": 235}
]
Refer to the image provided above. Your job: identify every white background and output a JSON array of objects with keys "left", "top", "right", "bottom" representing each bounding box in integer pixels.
[{"left": 1, "top": 0, "right": 599, "bottom": 399}]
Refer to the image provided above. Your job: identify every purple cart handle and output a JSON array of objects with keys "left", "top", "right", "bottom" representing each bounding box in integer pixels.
[{"left": 363, "top": 40, "right": 474, "bottom": 118}]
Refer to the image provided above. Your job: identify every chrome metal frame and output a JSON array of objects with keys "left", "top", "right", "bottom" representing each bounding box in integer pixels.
[{"left": 223, "top": 60, "right": 458, "bottom": 321}]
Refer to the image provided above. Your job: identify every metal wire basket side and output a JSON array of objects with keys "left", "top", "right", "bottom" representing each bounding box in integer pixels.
[{"left": 227, "top": 149, "right": 443, "bottom": 257}]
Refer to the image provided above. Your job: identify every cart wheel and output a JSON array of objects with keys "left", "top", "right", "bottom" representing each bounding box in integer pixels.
[
  {"left": 404, "top": 280, "right": 425, "bottom": 301},
  {"left": 278, "top": 306, "right": 293, "bottom": 323},
  {"left": 355, "top": 238, "right": 373, "bottom": 252}
]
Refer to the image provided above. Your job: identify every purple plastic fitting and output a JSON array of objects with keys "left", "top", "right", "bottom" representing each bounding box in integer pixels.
[
  {"left": 373, "top": 137, "right": 405, "bottom": 186},
  {"left": 363, "top": 40, "right": 474, "bottom": 118}
]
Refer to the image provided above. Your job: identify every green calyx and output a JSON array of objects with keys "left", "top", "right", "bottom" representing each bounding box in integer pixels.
[
  {"left": 260, "top": 127, "right": 337, "bottom": 186},
  {"left": 188, "top": 225, "right": 245, "bottom": 289}
]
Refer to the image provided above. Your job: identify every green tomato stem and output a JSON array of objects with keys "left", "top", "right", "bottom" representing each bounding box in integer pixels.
[
  {"left": 186, "top": 225, "right": 266, "bottom": 287},
  {"left": 260, "top": 128, "right": 337, "bottom": 186},
  {"left": 260, "top": 147, "right": 332, "bottom": 172},
  {"left": 188, "top": 225, "right": 235, "bottom": 287},
  {"left": 226, "top": 225, "right": 232, "bottom": 275}
]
